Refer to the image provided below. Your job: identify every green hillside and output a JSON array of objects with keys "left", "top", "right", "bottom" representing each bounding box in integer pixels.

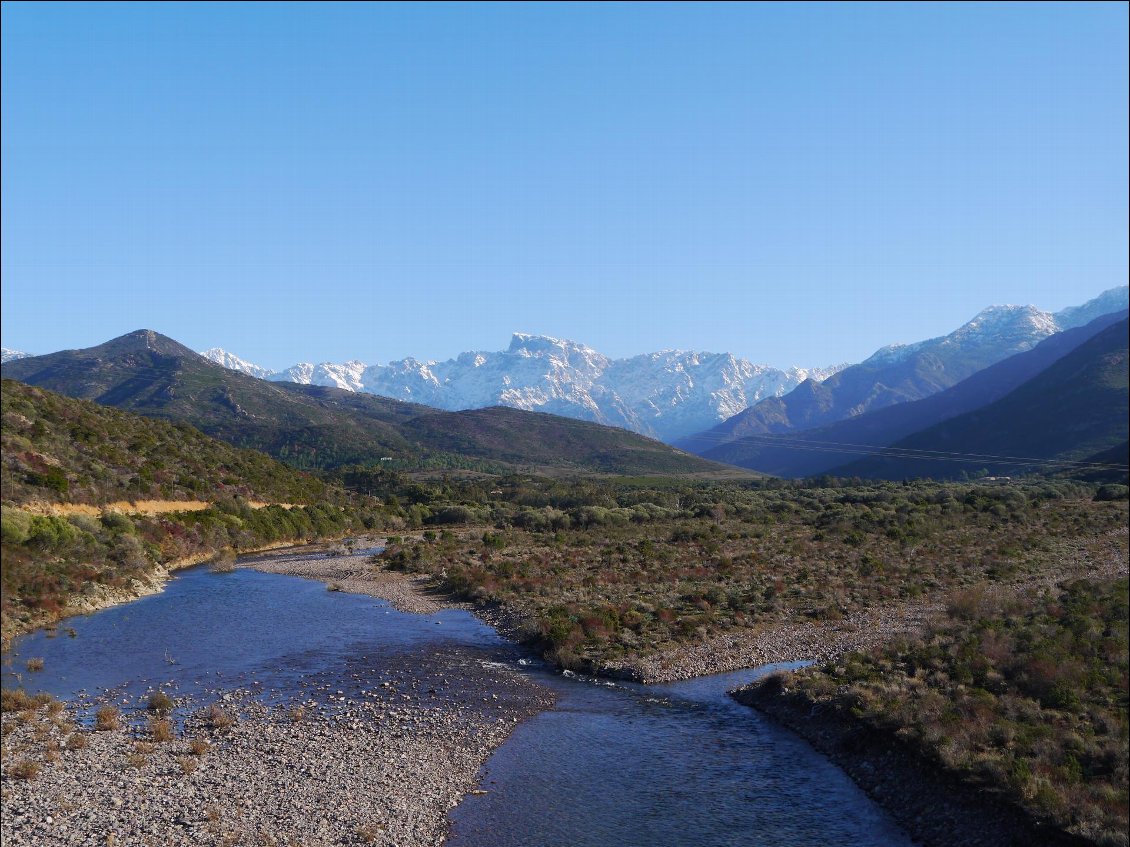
[
  {"left": 399, "top": 406, "right": 719, "bottom": 475},
  {"left": 0, "top": 379, "right": 397, "bottom": 644},
  {"left": 2, "top": 379, "right": 334, "bottom": 506}
]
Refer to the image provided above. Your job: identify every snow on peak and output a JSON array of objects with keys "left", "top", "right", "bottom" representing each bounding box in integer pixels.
[
  {"left": 864, "top": 341, "right": 927, "bottom": 366},
  {"left": 945, "top": 304, "right": 1058, "bottom": 350},
  {"left": 199, "top": 348, "right": 274, "bottom": 380},
  {"left": 269, "top": 338, "right": 839, "bottom": 441},
  {"left": 269, "top": 359, "right": 367, "bottom": 392},
  {"left": 1054, "top": 286, "right": 1129, "bottom": 330},
  {"left": 508, "top": 332, "right": 567, "bottom": 352},
  {"left": 1, "top": 347, "right": 32, "bottom": 364},
  {"left": 862, "top": 302, "right": 1064, "bottom": 368}
]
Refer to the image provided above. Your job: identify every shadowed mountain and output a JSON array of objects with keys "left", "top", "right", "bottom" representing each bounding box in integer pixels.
[
  {"left": 1, "top": 330, "right": 723, "bottom": 475},
  {"left": 828, "top": 318, "right": 1130, "bottom": 480},
  {"left": 1065, "top": 442, "right": 1129, "bottom": 485},
  {"left": 678, "top": 287, "right": 1129, "bottom": 455},
  {"left": 693, "top": 310, "right": 1128, "bottom": 477}
]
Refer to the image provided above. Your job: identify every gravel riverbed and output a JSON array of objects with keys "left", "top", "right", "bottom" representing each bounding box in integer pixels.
[{"left": 2, "top": 653, "right": 553, "bottom": 847}]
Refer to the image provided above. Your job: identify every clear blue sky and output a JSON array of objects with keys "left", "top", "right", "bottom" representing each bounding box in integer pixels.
[{"left": 2, "top": 2, "right": 1127, "bottom": 370}]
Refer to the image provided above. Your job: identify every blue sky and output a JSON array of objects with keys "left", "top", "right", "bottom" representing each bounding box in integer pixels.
[{"left": 2, "top": 2, "right": 1127, "bottom": 370}]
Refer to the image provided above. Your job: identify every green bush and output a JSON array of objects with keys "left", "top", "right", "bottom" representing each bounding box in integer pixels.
[{"left": 0, "top": 506, "right": 31, "bottom": 545}]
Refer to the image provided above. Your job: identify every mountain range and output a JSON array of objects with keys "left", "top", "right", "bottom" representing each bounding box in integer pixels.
[
  {"left": 199, "top": 335, "right": 844, "bottom": 443},
  {"left": 0, "top": 330, "right": 724, "bottom": 477},
  {"left": 831, "top": 316, "right": 1129, "bottom": 480},
  {"left": 190, "top": 289, "right": 1126, "bottom": 448},
  {"left": 677, "top": 287, "right": 1129, "bottom": 457},
  {"left": 4, "top": 286, "right": 1125, "bottom": 483},
  {"left": 693, "top": 309, "right": 1129, "bottom": 478}
]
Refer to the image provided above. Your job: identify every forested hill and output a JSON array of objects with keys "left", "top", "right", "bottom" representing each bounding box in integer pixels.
[{"left": 1, "top": 379, "right": 336, "bottom": 507}]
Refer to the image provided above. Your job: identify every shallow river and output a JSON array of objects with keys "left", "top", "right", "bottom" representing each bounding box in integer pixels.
[{"left": 2, "top": 565, "right": 912, "bottom": 847}]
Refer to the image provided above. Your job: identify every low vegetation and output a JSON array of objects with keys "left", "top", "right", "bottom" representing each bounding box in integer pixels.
[
  {"left": 748, "top": 578, "right": 1128, "bottom": 845},
  {"left": 373, "top": 477, "right": 1126, "bottom": 672},
  {"left": 1, "top": 379, "right": 335, "bottom": 506}
]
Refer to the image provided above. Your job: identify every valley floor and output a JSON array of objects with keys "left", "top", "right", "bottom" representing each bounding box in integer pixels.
[{"left": 4, "top": 523, "right": 1126, "bottom": 847}]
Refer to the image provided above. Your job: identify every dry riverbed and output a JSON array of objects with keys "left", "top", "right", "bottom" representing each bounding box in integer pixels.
[{"left": 2, "top": 656, "right": 552, "bottom": 847}]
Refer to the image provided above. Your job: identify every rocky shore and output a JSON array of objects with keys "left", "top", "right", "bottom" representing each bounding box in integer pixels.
[
  {"left": 732, "top": 676, "right": 1093, "bottom": 847},
  {"left": 2, "top": 649, "right": 553, "bottom": 847},
  {"left": 240, "top": 543, "right": 457, "bottom": 616},
  {"left": 599, "top": 600, "right": 941, "bottom": 683}
]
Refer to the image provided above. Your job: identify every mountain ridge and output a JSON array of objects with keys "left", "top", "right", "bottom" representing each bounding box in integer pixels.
[
  {"left": 830, "top": 317, "right": 1130, "bottom": 480},
  {"left": 678, "top": 287, "right": 1129, "bottom": 454},
  {"left": 202, "top": 333, "right": 845, "bottom": 443},
  {"left": 2, "top": 330, "right": 726, "bottom": 476},
  {"left": 694, "top": 309, "right": 1129, "bottom": 477}
]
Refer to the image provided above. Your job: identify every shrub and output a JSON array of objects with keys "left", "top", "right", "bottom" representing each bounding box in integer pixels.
[
  {"left": 1, "top": 689, "right": 35, "bottom": 712},
  {"left": 147, "top": 691, "right": 174, "bottom": 713},
  {"left": 1094, "top": 484, "right": 1129, "bottom": 502},
  {"left": 65, "top": 731, "right": 88, "bottom": 750},
  {"left": 209, "top": 547, "right": 237, "bottom": 573},
  {"left": 149, "top": 717, "right": 174, "bottom": 743},
  {"left": 100, "top": 512, "right": 135, "bottom": 534},
  {"left": 0, "top": 506, "right": 32, "bottom": 545},
  {"left": 204, "top": 704, "right": 234, "bottom": 730},
  {"left": 9, "top": 759, "right": 40, "bottom": 780},
  {"left": 95, "top": 706, "right": 121, "bottom": 731}
]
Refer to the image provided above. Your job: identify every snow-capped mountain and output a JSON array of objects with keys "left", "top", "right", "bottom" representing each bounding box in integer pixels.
[
  {"left": 273, "top": 360, "right": 367, "bottom": 393},
  {"left": 863, "top": 288, "right": 1127, "bottom": 366},
  {"left": 196, "top": 286, "right": 1127, "bottom": 445},
  {"left": 196, "top": 336, "right": 842, "bottom": 442},
  {"left": 1054, "top": 286, "right": 1130, "bottom": 330},
  {"left": 1, "top": 348, "right": 32, "bottom": 364},
  {"left": 679, "top": 287, "right": 1129, "bottom": 449},
  {"left": 271, "top": 334, "right": 841, "bottom": 442},
  {"left": 199, "top": 348, "right": 274, "bottom": 380}
]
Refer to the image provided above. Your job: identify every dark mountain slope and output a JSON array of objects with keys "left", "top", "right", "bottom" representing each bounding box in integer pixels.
[
  {"left": 677, "top": 305, "right": 1062, "bottom": 453},
  {"left": 399, "top": 406, "right": 716, "bottom": 475},
  {"left": 696, "top": 310, "right": 1128, "bottom": 477},
  {"left": 1, "top": 330, "right": 417, "bottom": 468},
  {"left": 831, "top": 318, "right": 1130, "bottom": 480}
]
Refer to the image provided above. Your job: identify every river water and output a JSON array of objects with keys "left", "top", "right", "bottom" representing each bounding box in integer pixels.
[{"left": 2, "top": 564, "right": 912, "bottom": 847}]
